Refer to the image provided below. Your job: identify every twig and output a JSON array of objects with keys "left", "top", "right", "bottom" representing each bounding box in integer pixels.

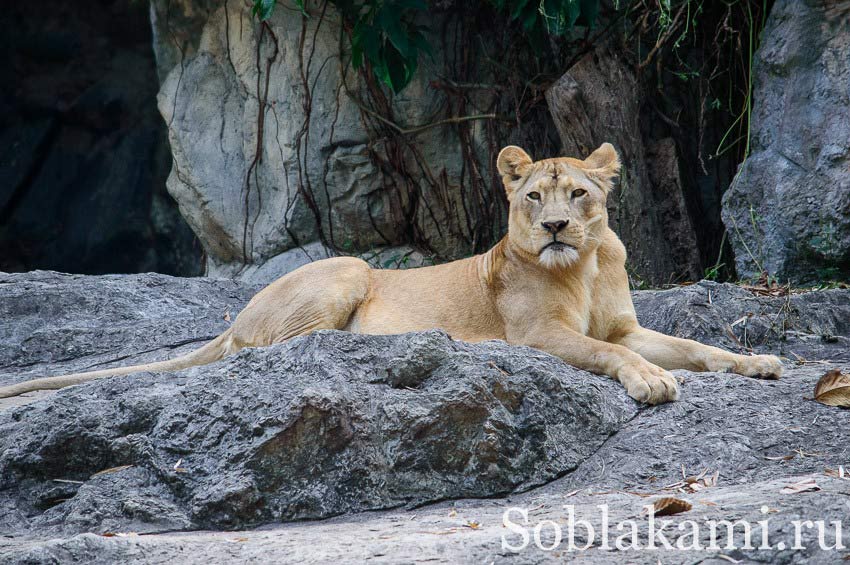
[{"left": 349, "top": 95, "right": 497, "bottom": 136}]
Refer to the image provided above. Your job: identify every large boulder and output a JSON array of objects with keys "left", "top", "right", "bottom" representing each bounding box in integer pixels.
[
  {"left": 721, "top": 0, "right": 850, "bottom": 283},
  {"left": 154, "top": 0, "right": 510, "bottom": 278},
  {"left": 1, "top": 272, "right": 849, "bottom": 563},
  {"left": 0, "top": 329, "right": 635, "bottom": 535}
]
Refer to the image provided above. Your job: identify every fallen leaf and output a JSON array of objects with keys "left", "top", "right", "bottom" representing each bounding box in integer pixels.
[
  {"left": 227, "top": 537, "right": 249, "bottom": 543},
  {"left": 825, "top": 466, "right": 848, "bottom": 479},
  {"left": 814, "top": 369, "right": 850, "bottom": 408},
  {"left": 645, "top": 497, "right": 692, "bottom": 517},
  {"left": 173, "top": 458, "right": 188, "bottom": 473},
  {"left": 781, "top": 478, "right": 821, "bottom": 494},
  {"left": 465, "top": 520, "right": 481, "bottom": 530},
  {"left": 223, "top": 310, "right": 231, "bottom": 322},
  {"left": 448, "top": 509, "right": 457, "bottom": 518},
  {"left": 92, "top": 465, "right": 134, "bottom": 477}
]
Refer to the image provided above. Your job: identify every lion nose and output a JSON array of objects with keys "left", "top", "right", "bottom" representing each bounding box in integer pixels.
[{"left": 541, "top": 220, "right": 568, "bottom": 234}]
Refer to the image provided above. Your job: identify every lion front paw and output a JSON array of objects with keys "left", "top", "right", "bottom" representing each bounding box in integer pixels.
[
  {"left": 616, "top": 358, "right": 679, "bottom": 405},
  {"left": 733, "top": 354, "right": 783, "bottom": 380}
]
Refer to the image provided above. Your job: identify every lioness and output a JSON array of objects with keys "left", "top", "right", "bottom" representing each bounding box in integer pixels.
[{"left": 0, "top": 143, "right": 782, "bottom": 403}]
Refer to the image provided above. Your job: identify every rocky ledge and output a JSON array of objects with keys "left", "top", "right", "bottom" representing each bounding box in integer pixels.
[{"left": 1, "top": 271, "right": 849, "bottom": 564}]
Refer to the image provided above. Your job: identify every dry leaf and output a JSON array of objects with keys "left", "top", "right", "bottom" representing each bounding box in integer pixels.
[
  {"left": 825, "top": 466, "right": 847, "bottom": 479},
  {"left": 781, "top": 478, "right": 821, "bottom": 494},
  {"left": 92, "top": 465, "right": 134, "bottom": 477},
  {"left": 645, "top": 497, "right": 692, "bottom": 517},
  {"left": 765, "top": 454, "right": 795, "bottom": 462},
  {"left": 173, "top": 458, "right": 188, "bottom": 473},
  {"left": 223, "top": 310, "right": 231, "bottom": 322},
  {"left": 465, "top": 521, "right": 481, "bottom": 530},
  {"left": 814, "top": 369, "right": 850, "bottom": 408}
]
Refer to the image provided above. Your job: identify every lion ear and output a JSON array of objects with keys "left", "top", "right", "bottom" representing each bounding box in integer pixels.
[
  {"left": 497, "top": 146, "right": 533, "bottom": 198},
  {"left": 582, "top": 143, "right": 621, "bottom": 190}
]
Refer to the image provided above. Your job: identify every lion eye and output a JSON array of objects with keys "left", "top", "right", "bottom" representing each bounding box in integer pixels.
[
  {"left": 526, "top": 191, "right": 541, "bottom": 201},
  {"left": 572, "top": 188, "right": 587, "bottom": 198}
]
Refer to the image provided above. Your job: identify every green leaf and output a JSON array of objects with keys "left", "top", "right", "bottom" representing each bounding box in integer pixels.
[
  {"left": 360, "top": 25, "right": 382, "bottom": 64},
  {"left": 566, "top": 0, "right": 581, "bottom": 27},
  {"left": 379, "top": 10, "right": 411, "bottom": 58},
  {"left": 252, "top": 0, "right": 276, "bottom": 21},
  {"left": 510, "top": 0, "right": 531, "bottom": 21},
  {"left": 391, "top": 0, "right": 428, "bottom": 10},
  {"left": 385, "top": 44, "right": 411, "bottom": 93},
  {"left": 521, "top": 1, "right": 539, "bottom": 31},
  {"left": 577, "top": 0, "right": 600, "bottom": 28},
  {"left": 373, "top": 57, "right": 392, "bottom": 88}
]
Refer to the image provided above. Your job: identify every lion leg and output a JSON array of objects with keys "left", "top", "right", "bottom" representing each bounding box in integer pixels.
[
  {"left": 611, "top": 327, "right": 782, "bottom": 379},
  {"left": 228, "top": 257, "right": 372, "bottom": 348},
  {"left": 510, "top": 321, "right": 679, "bottom": 405}
]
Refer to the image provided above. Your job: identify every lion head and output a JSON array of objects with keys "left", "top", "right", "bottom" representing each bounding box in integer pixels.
[{"left": 497, "top": 143, "right": 621, "bottom": 269}]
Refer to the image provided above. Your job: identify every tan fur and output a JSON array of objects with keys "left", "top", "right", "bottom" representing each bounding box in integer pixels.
[{"left": 0, "top": 143, "right": 782, "bottom": 404}]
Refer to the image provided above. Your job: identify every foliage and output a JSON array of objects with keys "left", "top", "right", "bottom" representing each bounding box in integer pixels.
[
  {"left": 491, "top": 0, "right": 600, "bottom": 51},
  {"left": 252, "top": 0, "right": 600, "bottom": 93}
]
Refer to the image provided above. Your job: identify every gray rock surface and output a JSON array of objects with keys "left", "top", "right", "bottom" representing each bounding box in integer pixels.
[
  {"left": 155, "top": 1, "right": 500, "bottom": 278},
  {"left": 0, "top": 329, "right": 635, "bottom": 536},
  {"left": 721, "top": 0, "right": 850, "bottom": 283},
  {"left": 1, "top": 272, "right": 849, "bottom": 563}
]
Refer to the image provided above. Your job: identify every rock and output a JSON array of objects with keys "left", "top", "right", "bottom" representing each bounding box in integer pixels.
[
  {"left": 721, "top": 1, "right": 850, "bottom": 283},
  {"left": 209, "top": 243, "right": 433, "bottom": 287},
  {"left": 0, "top": 0, "right": 202, "bottom": 277},
  {"left": 149, "top": 0, "right": 218, "bottom": 82},
  {"left": 633, "top": 280, "right": 850, "bottom": 362},
  {"left": 1, "top": 273, "right": 848, "bottom": 563},
  {"left": 0, "top": 330, "right": 637, "bottom": 535},
  {"left": 546, "top": 46, "right": 702, "bottom": 285},
  {"left": 0, "top": 271, "right": 261, "bottom": 387},
  {"left": 155, "top": 1, "right": 502, "bottom": 278}
]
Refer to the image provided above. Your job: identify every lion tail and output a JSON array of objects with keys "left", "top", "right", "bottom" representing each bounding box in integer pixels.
[{"left": 0, "top": 328, "right": 235, "bottom": 399}]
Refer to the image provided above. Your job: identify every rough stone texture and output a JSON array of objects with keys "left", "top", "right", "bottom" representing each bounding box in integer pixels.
[
  {"left": 546, "top": 46, "right": 702, "bottom": 285},
  {"left": 0, "top": 330, "right": 635, "bottom": 536},
  {"left": 633, "top": 281, "right": 850, "bottom": 362},
  {"left": 155, "top": 0, "right": 503, "bottom": 278},
  {"left": 149, "top": 0, "right": 218, "bottom": 82},
  {"left": 214, "top": 242, "right": 433, "bottom": 286},
  {"left": 0, "top": 272, "right": 261, "bottom": 392},
  {"left": 1, "top": 272, "right": 849, "bottom": 563},
  {"left": 721, "top": 1, "right": 850, "bottom": 283},
  {"left": 0, "top": 0, "right": 202, "bottom": 276}
]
